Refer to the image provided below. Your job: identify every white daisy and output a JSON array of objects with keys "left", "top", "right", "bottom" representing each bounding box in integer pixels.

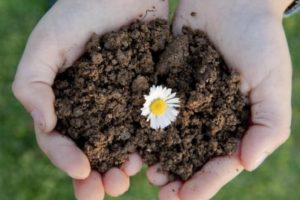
[{"left": 141, "top": 85, "right": 180, "bottom": 130}]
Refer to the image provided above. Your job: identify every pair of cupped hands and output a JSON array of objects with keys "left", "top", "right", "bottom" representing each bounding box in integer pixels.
[{"left": 12, "top": 0, "right": 293, "bottom": 199}]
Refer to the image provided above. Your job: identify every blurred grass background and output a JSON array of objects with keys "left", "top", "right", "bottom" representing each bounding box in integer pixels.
[{"left": 0, "top": 0, "right": 299, "bottom": 199}]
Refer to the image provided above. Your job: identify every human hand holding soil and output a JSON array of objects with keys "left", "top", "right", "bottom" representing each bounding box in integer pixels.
[
  {"left": 149, "top": 0, "right": 292, "bottom": 199},
  {"left": 13, "top": 0, "right": 293, "bottom": 199},
  {"left": 12, "top": 0, "right": 168, "bottom": 199}
]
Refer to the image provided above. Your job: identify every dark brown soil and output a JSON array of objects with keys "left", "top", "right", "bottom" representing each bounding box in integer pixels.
[{"left": 53, "top": 19, "right": 249, "bottom": 181}]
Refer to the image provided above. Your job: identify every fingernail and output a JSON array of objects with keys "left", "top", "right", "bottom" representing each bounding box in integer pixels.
[
  {"left": 31, "top": 109, "right": 46, "bottom": 131},
  {"left": 250, "top": 152, "right": 269, "bottom": 171}
]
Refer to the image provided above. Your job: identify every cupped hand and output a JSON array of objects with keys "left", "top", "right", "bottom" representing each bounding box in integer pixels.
[
  {"left": 147, "top": 0, "right": 293, "bottom": 199},
  {"left": 12, "top": 0, "right": 168, "bottom": 199}
]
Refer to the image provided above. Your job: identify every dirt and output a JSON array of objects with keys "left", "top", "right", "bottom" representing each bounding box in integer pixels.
[{"left": 53, "top": 19, "right": 250, "bottom": 181}]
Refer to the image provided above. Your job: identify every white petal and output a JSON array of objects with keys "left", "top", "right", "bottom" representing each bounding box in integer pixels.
[
  {"left": 165, "top": 88, "right": 172, "bottom": 96},
  {"left": 171, "top": 109, "right": 179, "bottom": 118},
  {"left": 143, "top": 101, "right": 151, "bottom": 108},
  {"left": 166, "top": 98, "right": 180, "bottom": 104},
  {"left": 156, "top": 116, "right": 164, "bottom": 128},
  {"left": 165, "top": 109, "right": 176, "bottom": 122},
  {"left": 166, "top": 92, "right": 176, "bottom": 100},
  {"left": 147, "top": 113, "right": 154, "bottom": 122},
  {"left": 161, "top": 116, "right": 171, "bottom": 129},
  {"left": 169, "top": 108, "right": 178, "bottom": 121},
  {"left": 150, "top": 116, "right": 159, "bottom": 129},
  {"left": 141, "top": 107, "right": 150, "bottom": 116},
  {"left": 167, "top": 104, "right": 180, "bottom": 108}
]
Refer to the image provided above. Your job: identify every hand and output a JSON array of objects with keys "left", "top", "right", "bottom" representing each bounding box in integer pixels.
[
  {"left": 12, "top": 0, "right": 168, "bottom": 199},
  {"left": 147, "top": 0, "right": 293, "bottom": 199}
]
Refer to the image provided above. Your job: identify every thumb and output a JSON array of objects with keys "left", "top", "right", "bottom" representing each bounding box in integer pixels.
[
  {"left": 241, "top": 73, "right": 292, "bottom": 171},
  {"left": 12, "top": 79, "right": 57, "bottom": 133},
  {"left": 12, "top": 29, "right": 61, "bottom": 133}
]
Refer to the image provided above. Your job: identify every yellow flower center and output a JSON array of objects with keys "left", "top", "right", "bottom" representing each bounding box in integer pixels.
[{"left": 150, "top": 99, "right": 168, "bottom": 116}]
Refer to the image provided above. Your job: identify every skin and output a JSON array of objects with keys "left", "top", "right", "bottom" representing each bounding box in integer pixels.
[
  {"left": 12, "top": 0, "right": 293, "bottom": 199},
  {"left": 12, "top": 0, "right": 168, "bottom": 199},
  {"left": 148, "top": 0, "right": 293, "bottom": 199}
]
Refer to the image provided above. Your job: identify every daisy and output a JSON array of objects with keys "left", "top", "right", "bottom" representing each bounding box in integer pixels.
[{"left": 141, "top": 85, "right": 180, "bottom": 130}]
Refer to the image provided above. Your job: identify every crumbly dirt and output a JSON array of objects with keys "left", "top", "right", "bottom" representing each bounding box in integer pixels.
[{"left": 53, "top": 19, "right": 250, "bottom": 181}]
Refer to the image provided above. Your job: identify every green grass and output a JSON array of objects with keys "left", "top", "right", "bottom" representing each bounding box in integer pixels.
[{"left": 0, "top": 0, "right": 299, "bottom": 199}]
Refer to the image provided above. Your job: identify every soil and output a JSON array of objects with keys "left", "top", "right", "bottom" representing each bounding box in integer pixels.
[{"left": 53, "top": 19, "right": 250, "bottom": 181}]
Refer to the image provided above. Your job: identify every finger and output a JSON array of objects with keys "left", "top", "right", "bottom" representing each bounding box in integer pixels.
[
  {"left": 239, "top": 23, "right": 292, "bottom": 170},
  {"left": 12, "top": 10, "right": 66, "bottom": 133},
  {"left": 241, "top": 70, "right": 292, "bottom": 171},
  {"left": 73, "top": 171, "right": 105, "bottom": 200},
  {"left": 49, "top": 0, "right": 170, "bottom": 68},
  {"left": 158, "top": 181, "right": 182, "bottom": 200},
  {"left": 147, "top": 163, "right": 169, "bottom": 186},
  {"left": 121, "top": 153, "right": 143, "bottom": 176},
  {"left": 179, "top": 155, "right": 243, "bottom": 200},
  {"left": 35, "top": 125, "right": 90, "bottom": 179},
  {"left": 103, "top": 168, "right": 130, "bottom": 197},
  {"left": 171, "top": 0, "right": 206, "bottom": 35},
  {"left": 12, "top": 56, "right": 58, "bottom": 133}
]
